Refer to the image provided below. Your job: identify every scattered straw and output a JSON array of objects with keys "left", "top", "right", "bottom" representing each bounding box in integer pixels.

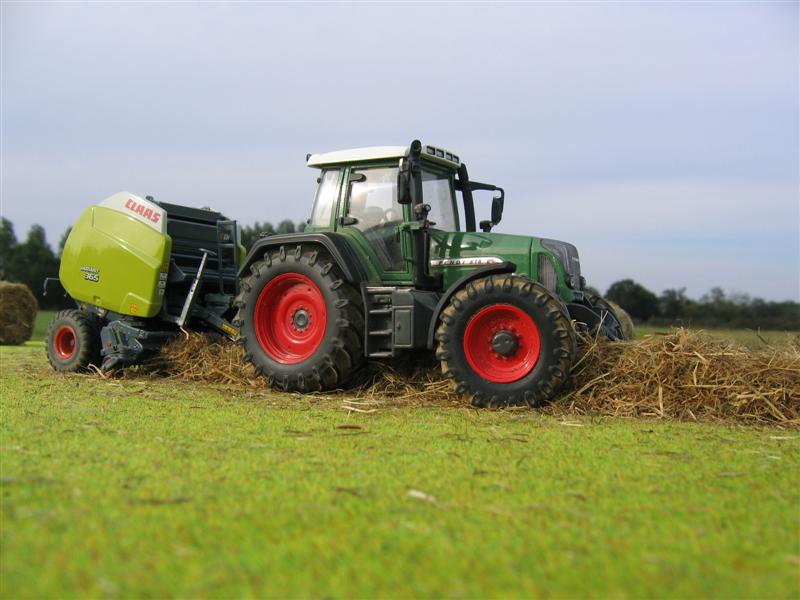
[
  {"left": 135, "top": 328, "right": 799, "bottom": 426},
  {"left": 561, "top": 329, "right": 799, "bottom": 426}
]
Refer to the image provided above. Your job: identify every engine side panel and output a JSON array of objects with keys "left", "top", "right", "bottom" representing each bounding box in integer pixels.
[{"left": 428, "top": 230, "right": 533, "bottom": 288}]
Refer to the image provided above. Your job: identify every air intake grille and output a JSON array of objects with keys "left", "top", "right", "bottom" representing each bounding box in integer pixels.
[{"left": 538, "top": 255, "right": 558, "bottom": 293}]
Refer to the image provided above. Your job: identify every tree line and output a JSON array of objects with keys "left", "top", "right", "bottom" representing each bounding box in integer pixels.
[
  {"left": 602, "top": 278, "right": 800, "bottom": 331},
  {"left": 239, "top": 220, "right": 306, "bottom": 250},
  {"left": 1, "top": 217, "right": 797, "bottom": 328}
]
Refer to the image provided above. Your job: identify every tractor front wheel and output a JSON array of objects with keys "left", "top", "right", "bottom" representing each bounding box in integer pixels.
[
  {"left": 234, "top": 244, "right": 365, "bottom": 392},
  {"left": 436, "top": 275, "right": 576, "bottom": 407},
  {"left": 45, "top": 309, "right": 102, "bottom": 372},
  {"left": 587, "top": 294, "right": 631, "bottom": 341}
]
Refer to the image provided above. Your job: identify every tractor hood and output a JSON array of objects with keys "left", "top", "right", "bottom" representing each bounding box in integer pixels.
[
  {"left": 428, "top": 230, "right": 534, "bottom": 289},
  {"left": 428, "top": 230, "right": 583, "bottom": 301}
]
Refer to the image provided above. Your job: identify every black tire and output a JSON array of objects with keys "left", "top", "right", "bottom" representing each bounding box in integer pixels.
[
  {"left": 586, "top": 294, "right": 627, "bottom": 341},
  {"left": 602, "top": 298, "right": 635, "bottom": 341},
  {"left": 436, "top": 275, "right": 576, "bottom": 407},
  {"left": 45, "top": 309, "right": 102, "bottom": 372},
  {"left": 234, "top": 244, "right": 365, "bottom": 392}
]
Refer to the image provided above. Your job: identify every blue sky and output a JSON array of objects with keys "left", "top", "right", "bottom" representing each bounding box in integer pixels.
[{"left": 2, "top": 2, "right": 798, "bottom": 300}]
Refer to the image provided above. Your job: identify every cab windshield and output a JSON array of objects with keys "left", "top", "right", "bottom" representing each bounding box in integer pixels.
[{"left": 422, "top": 169, "right": 458, "bottom": 232}]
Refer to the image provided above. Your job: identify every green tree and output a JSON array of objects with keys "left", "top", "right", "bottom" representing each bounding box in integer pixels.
[
  {"left": 0, "top": 218, "right": 18, "bottom": 280},
  {"left": 699, "top": 287, "right": 738, "bottom": 324},
  {"left": 276, "top": 219, "right": 296, "bottom": 234},
  {"left": 14, "top": 225, "right": 60, "bottom": 308},
  {"left": 239, "top": 222, "right": 276, "bottom": 250},
  {"left": 606, "top": 279, "right": 660, "bottom": 322},
  {"left": 659, "top": 287, "right": 691, "bottom": 320},
  {"left": 58, "top": 226, "right": 72, "bottom": 256}
]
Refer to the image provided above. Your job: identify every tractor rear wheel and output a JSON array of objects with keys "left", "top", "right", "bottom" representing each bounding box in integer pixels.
[
  {"left": 436, "top": 275, "right": 576, "bottom": 407},
  {"left": 234, "top": 244, "right": 365, "bottom": 392},
  {"left": 45, "top": 309, "right": 102, "bottom": 372}
]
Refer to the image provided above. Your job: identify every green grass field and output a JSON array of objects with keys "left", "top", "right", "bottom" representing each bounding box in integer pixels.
[
  {"left": 636, "top": 325, "right": 798, "bottom": 350},
  {"left": 2, "top": 340, "right": 799, "bottom": 598},
  {"left": 32, "top": 310, "right": 55, "bottom": 342}
]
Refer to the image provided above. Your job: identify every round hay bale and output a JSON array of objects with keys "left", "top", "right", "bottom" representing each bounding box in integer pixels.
[
  {"left": 0, "top": 281, "right": 38, "bottom": 345},
  {"left": 606, "top": 299, "right": 635, "bottom": 340}
]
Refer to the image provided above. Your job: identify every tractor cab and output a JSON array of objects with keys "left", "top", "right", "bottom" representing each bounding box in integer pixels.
[
  {"left": 305, "top": 143, "right": 465, "bottom": 287},
  {"left": 304, "top": 140, "right": 584, "bottom": 306},
  {"left": 307, "top": 142, "right": 502, "bottom": 236}
]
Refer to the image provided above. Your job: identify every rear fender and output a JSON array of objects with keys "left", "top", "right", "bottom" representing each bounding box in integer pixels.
[{"left": 239, "top": 232, "right": 370, "bottom": 284}]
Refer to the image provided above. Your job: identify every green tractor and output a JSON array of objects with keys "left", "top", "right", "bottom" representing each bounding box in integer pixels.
[{"left": 46, "top": 140, "right": 627, "bottom": 406}]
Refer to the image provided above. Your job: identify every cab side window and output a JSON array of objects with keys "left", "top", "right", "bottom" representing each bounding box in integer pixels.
[
  {"left": 309, "top": 170, "right": 340, "bottom": 228},
  {"left": 346, "top": 167, "right": 405, "bottom": 271},
  {"left": 421, "top": 169, "right": 458, "bottom": 232}
]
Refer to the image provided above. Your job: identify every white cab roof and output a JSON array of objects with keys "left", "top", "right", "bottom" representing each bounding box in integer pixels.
[{"left": 306, "top": 146, "right": 407, "bottom": 168}]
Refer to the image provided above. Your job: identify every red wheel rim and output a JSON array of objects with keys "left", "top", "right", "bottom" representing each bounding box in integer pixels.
[
  {"left": 254, "top": 273, "right": 327, "bottom": 364},
  {"left": 463, "top": 304, "right": 541, "bottom": 383},
  {"left": 54, "top": 325, "right": 77, "bottom": 360}
]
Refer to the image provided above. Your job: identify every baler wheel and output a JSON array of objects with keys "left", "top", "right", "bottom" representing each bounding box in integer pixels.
[
  {"left": 436, "top": 275, "right": 576, "bottom": 407},
  {"left": 234, "top": 244, "right": 365, "bottom": 392},
  {"left": 45, "top": 309, "right": 102, "bottom": 372}
]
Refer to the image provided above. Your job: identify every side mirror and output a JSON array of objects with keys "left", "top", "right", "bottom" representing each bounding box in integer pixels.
[
  {"left": 397, "top": 168, "right": 411, "bottom": 204},
  {"left": 490, "top": 188, "right": 505, "bottom": 225}
]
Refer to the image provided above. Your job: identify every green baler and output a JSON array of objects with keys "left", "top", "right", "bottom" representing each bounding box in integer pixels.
[
  {"left": 46, "top": 141, "right": 627, "bottom": 407},
  {"left": 47, "top": 192, "right": 241, "bottom": 371},
  {"left": 60, "top": 192, "right": 172, "bottom": 318}
]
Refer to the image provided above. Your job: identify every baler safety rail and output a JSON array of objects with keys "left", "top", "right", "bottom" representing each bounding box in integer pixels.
[{"left": 157, "top": 201, "right": 240, "bottom": 298}]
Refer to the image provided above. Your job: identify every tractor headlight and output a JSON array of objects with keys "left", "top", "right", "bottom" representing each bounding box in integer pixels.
[{"left": 541, "top": 239, "right": 582, "bottom": 289}]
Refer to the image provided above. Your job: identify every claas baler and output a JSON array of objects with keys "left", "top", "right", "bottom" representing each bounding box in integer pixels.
[{"left": 45, "top": 192, "right": 241, "bottom": 371}]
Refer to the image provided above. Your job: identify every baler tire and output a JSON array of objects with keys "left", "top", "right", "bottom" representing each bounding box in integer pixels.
[
  {"left": 234, "top": 244, "right": 364, "bottom": 392},
  {"left": 436, "top": 275, "right": 576, "bottom": 408},
  {"left": 45, "top": 309, "right": 102, "bottom": 372}
]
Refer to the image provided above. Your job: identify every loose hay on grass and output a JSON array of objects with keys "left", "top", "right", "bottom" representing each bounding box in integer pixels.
[
  {"left": 144, "top": 333, "right": 261, "bottom": 386},
  {"left": 563, "top": 329, "right": 799, "bottom": 426},
  {"left": 146, "top": 328, "right": 799, "bottom": 426},
  {"left": 0, "top": 281, "right": 38, "bottom": 345}
]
